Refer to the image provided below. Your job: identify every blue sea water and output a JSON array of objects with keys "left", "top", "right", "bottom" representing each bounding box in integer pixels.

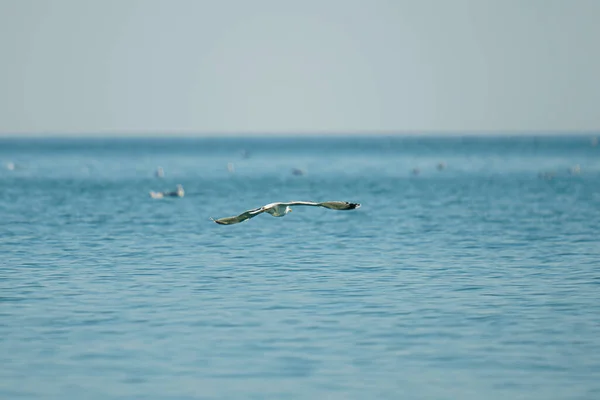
[{"left": 1, "top": 135, "right": 599, "bottom": 400}]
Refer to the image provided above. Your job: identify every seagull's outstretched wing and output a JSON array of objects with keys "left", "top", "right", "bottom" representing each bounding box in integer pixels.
[
  {"left": 211, "top": 201, "right": 360, "bottom": 225},
  {"left": 283, "top": 201, "right": 361, "bottom": 210},
  {"left": 211, "top": 207, "right": 265, "bottom": 225}
]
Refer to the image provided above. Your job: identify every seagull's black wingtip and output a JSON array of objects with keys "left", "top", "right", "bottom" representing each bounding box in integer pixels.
[{"left": 348, "top": 202, "right": 361, "bottom": 210}]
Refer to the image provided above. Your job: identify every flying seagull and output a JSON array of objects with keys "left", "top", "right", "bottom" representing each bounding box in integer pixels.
[{"left": 211, "top": 201, "right": 361, "bottom": 225}]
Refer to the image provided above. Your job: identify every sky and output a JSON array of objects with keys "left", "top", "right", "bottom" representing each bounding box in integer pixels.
[{"left": 0, "top": 0, "right": 599, "bottom": 136}]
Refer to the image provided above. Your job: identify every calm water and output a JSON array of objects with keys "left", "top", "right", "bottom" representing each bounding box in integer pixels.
[{"left": 1, "top": 135, "right": 599, "bottom": 399}]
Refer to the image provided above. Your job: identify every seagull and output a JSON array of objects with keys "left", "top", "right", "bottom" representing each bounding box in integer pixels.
[
  {"left": 211, "top": 201, "right": 361, "bottom": 225},
  {"left": 149, "top": 184, "right": 185, "bottom": 199}
]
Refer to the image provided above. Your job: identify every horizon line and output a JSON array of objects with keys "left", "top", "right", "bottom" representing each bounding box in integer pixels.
[{"left": 0, "top": 129, "right": 598, "bottom": 139}]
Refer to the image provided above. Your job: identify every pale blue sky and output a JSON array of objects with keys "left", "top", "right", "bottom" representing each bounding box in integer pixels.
[{"left": 1, "top": 0, "right": 599, "bottom": 135}]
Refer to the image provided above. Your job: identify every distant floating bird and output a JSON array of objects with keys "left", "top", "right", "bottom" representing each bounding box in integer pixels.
[
  {"left": 436, "top": 162, "right": 446, "bottom": 171},
  {"left": 291, "top": 168, "right": 305, "bottom": 176},
  {"left": 211, "top": 201, "right": 361, "bottom": 225},
  {"left": 155, "top": 167, "right": 164, "bottom": 178},
  {"left": 149, "top": 184, "right": 184, "bottom": 199},
  {"left": 411, "top": 167, "right": 420, "bottom": 176}
]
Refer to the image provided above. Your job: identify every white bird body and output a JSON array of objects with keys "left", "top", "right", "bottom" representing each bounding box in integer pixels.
[
  {"left": 149, "top": 184, "right": 184, "bottom": 199},
  {"left": 262, "top": 203, "right": 292, "bottom": 217},
  {"left": 211, "top": 201, "right": 360, "bottom": 225}
]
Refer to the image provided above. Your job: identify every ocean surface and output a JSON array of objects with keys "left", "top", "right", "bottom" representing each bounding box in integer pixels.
[{"left": 1, "top": 135, "right": 599, "bottom": 400}]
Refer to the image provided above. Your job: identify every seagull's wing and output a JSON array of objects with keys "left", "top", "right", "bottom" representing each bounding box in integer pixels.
[
  {"left": 318, "top": 201, "right": 361, "bottom": 210},
  {"left": 281, "top": 201, "right": 320, "bottom": 207},
  {"left": 211, "top": 206, "right": 265, "bottom": 225},
  {"left": 283, "top": 201, "right": 361, "bottom": 210}
]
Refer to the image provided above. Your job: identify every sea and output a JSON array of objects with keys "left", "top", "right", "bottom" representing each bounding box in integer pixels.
[{"left": 1, "top": 135, "right": 599, "bottom": 400}]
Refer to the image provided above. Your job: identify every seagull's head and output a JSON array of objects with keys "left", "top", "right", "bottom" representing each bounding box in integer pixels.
[{"left": 285, "top": 206, "right": 292, "bottom": 214}]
